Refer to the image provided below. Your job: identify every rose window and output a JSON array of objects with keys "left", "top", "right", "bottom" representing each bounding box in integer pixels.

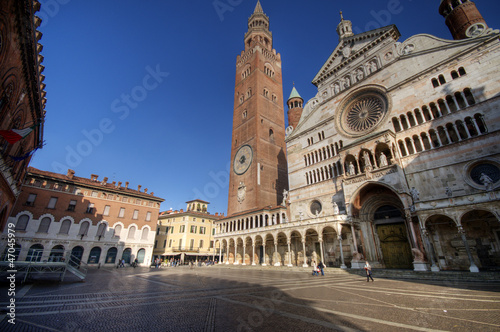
[
  {"left": 337, "top": 89, "right": 389, "bottom": 137},
  {"left": 346, "top": 97, "right": 384, "bottom": 132}
]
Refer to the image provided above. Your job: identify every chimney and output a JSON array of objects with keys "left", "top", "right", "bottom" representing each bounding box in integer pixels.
[
  {"left": 90, "top": 174, "right": 99, "bottom": 181},
  {"left": 67, "top": 169, "right": 75, "bottom": 179},
  {"left": 138, "top": 185, "right": 142, "bottom": 191},
  {"left": 150, "top": 192, "right": 154, "bottom": 195},
  {"left": 112, "top": 181, "right": 116, "bottom": 186},
  {"left": 117, "top": 182, "right": 122, "bottom": 188},
  {"left": 144, "top": 188, "right": 148, "bottom": 193},
  {"left": 125, "top": 182, "right": 129, "bottom": 189},
  {"left": 102, "top": 177, "right": 108, "bottom": 185}
]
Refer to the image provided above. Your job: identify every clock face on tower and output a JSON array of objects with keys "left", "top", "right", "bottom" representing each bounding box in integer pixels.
[{"left": 233, "top": 144, "right": 253, "bottom": 175}]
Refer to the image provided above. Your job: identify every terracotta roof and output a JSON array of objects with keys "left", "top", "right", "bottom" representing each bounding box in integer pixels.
[{"left": 27, "top": 167, "right": 164, "bottom": 202}]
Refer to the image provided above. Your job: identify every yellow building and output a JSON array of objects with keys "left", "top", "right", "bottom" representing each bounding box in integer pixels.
[{"left": 153, "top": 200, "right": 223, "bottom": 264}]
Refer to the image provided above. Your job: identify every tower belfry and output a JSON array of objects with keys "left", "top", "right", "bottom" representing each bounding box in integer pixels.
[
  {"left": 227, "top": 1, "right": 288, "bottom": 217},
  {"left": 439, "top": 0, "right": 488, "bottom": 39}
]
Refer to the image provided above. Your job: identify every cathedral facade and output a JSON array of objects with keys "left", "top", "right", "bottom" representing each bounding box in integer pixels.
[{"left": 215, "top": 0, "right": 500, "bottom": 272}]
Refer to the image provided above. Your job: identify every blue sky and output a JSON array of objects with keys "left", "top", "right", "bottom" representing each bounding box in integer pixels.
[{"left": 31, "top": 0, "right": 500, "bottom": 215}]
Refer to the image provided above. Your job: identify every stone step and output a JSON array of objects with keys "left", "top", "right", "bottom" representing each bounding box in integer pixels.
[{"left": 212, "top": 264, "right": 500, "bottom": 282}]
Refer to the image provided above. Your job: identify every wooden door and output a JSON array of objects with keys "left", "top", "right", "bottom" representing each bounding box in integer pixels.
[{"left": 377, "top": 223, "right": 413, "bottom": 269}]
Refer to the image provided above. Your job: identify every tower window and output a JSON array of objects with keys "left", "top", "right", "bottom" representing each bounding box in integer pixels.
[
  {"left": 264, "top": 64, "right": 275, "bottom": 77},
  {"left": 242, "top": 110, "right": 247, "bottom": 119},
  {"left": 269, "top": 129, "right": 275, "bottom": 143}
]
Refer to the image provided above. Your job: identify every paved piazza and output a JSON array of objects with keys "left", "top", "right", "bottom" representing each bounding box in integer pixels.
[{"left": 1, "top": 266, "right": 500, "bottom": 331}]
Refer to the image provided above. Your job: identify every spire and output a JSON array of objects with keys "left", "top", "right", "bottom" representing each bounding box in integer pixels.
[
  {"left": 245, "top": 1, "right": 272, "bottom": 51},
  {"left": 288, "top": 86, "right": 302, "bottom": 101},
  {"left": 254, "top": 1, "right": 264, "bottom": 14}
]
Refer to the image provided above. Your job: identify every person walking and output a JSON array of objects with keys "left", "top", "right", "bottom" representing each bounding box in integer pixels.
[
  {"left": 318, "top": 261, "right": 325, "bottom": 276},
  {"left": 364, "top": 261, "right": 374, "bottom": 282}
]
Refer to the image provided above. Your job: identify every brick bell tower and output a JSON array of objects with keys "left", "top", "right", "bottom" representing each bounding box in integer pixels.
[
  {"left": 227, "top": 1, "right": 288, "bottom": 217},
  {"left": 439, "top": 0, "right": 488, "bottom": 40}
]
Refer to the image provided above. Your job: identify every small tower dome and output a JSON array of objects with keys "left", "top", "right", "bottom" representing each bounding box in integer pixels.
[
  {"left": 287, "top": 86, "right": 304, "bottom": 129},
  {"left": 336, "top": 11, "right": 354, "bottom": 40}
]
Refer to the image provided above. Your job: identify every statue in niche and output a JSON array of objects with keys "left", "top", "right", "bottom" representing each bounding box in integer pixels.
[
  {"left": 480, "top": 173, "right": 494, "bottom": 190},
  {"left": 332, "top": 202, "right": 339, "bottom": 215},
  {"left": 363, "top": 151, "right": 371, "bottom": 168},
  {"left": 410, "top": 187, "right": 420, "bottom": 202},
  {"left": 379, "top": 153, "right": 388, "bottom": 167},
  {"left": 368, "top": 60, "right": 377, "bottom": 74},
  {"left": 344, "top": 76, "right": 350, "bottom": 87},
  {"left": 334, "top": 83, "right": 340, "bottom": 94},
  {"left": 282, "top": 189, "right": 289, "bottom": 206},
  {"left": 356, "top": 69, "right": 364, "bottom": 81},
  {"left": 348, "top": 162, "right": 356, "bottom": 175}
]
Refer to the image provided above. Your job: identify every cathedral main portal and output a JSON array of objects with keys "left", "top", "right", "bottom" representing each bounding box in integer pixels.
[{"left": 376, "top": 223, "right": 413, "bottom": 269}]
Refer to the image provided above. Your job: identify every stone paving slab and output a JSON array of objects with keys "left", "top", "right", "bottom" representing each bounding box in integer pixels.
[{"left": 1, "top": 265, "right": 499, "bottom": 331}]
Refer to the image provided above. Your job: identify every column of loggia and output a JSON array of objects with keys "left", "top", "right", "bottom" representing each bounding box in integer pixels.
[
  {"left": 287, "top": 240, "right": 293, "bottom": 267},
  {"left": 301, "top": 236, "right": 308, "bottom": 267},
  {"left": 274, "top": 240, "right": 280, "bottom": 266},
  {"left": 319, "top": 237, "right": 325, "bottom": 266}
]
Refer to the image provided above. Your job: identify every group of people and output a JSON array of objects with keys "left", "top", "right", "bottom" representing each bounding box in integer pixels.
[
  {"left": 117, "top": 258, "right": 139, "bottom": 268},
  {"left": 312, "top": 261, "right": 325, "bottom": 276},
  {"left": 311, "top": 260, "right": 375, "bottom": 282}
]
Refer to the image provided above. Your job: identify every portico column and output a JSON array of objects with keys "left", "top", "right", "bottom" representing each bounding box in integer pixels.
[
  {"left": 242, "top": 243, "right": 246, "bottom": 265},
  {"left": 458, "top": 225, "right": 479, "bottom": 272},
  {"left": 218, "top": 244, "right": 222, "bottom": 264},
  {"left": 225, "top": 244, "right": 229, "bottom": 264},
  {"left": 302, "top": 237, "right": 308, "bottom": 267},
  {"left": 262, "top": 243, "right": 267, "bottom": 266},
  {"left": 421, "top": 228, "right": 439, "bottom": 272},
  {"left": 234, "top": 243, "right": 238, "bottom": 265},
  {"left": 338, "top": 235, "right": 347, "bottom": 269},
  {"left": 252, "top": 244, "right": 256, "bottom": 265},
  {"left": 274, "top": 241, "right": 280, "bottom": 266},
  {"left": 318, "top": 238, "right": 325, "bottom": 265},
  {"left": 350, "top": 222, "right": 358, "bottom": 252},
  {"left": 287, "top": 241, "right": 293, "bottom": 267}
]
